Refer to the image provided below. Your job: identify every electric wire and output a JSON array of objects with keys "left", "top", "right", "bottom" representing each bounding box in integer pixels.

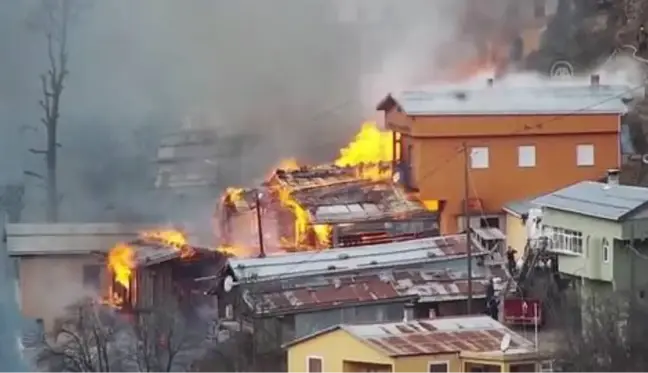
[{"left": 243, "top": 82, "right": 646, "bottom": 299}]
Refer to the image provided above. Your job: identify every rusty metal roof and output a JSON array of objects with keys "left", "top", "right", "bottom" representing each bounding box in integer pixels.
[
  {"left": 252, "top": 267, "right": 506, "bottom": 315},
  {"left": 230, "top": 234, "right": 485, "bottom": 281},
  {"left": 343, "top": 315, "right": 535, "bottom": 356}
]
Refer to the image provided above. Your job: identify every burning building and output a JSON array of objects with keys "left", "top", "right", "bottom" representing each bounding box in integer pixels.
[
  {"left": 220, "top": 164, "right": 439, "bottom": 254},
  {"left": 105, "top": 230, "right": 232, "bottom": 320},
  {"left": 218, "top": 121, "right": 439, "bottom": 254}
]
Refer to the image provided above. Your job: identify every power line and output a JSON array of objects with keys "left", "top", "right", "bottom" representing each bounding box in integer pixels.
[{"left": 254, "top": 82, "right": 646, "bottom": 283}]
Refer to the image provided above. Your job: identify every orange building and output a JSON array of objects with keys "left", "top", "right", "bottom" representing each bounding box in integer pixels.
[{"left": 378, "top": 75, "right": 635, "bottom": 234}]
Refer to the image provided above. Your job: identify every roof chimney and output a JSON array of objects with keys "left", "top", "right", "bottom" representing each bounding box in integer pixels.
[
  {"left": 487, "top": 78, "right": 494, "bottom": 87},
  {"left": 607, "top": 169, "right": 620, "bottom": 185},
  {"left": 590, "top": 74, "right": 600, "bottom": 86}
]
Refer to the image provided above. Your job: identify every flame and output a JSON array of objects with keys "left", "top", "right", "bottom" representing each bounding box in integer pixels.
[
  {"left": 277, "top": 186, "right": 310, "bottom": 247},
  {"left": 334, "top": 121, "right": 393, "bottom": 180},
  {"left": 225, "top": 187, "right": 245, "bottom": 203},
  {"left": 216, "top": 245, "right": 251, "bottom": 257},
  {"left": 140, "top": 229, "right": 194, "bottom": 258},
  {"left": 107, "top": 243, "right": 134, "bottom": 290},
  {"left": 313, "top": 224, "right": 332, "bottom": 247},
  {"left": 277, "top": 158, "right": 299, "bottom": 171},
  {"left": 218, "top": 121, "right": 399, "bottom": 252}
]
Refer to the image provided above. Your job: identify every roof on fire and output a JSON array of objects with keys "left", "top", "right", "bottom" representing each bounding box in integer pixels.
[
  {"left": 377, "top": 79, "right": 636, "bottom": 116},
  {"left": 283, "top": 315, "right": 536, "bottom": 358},
  {"left": 229, "top": 234, "right": 486, "bottom": 281}
]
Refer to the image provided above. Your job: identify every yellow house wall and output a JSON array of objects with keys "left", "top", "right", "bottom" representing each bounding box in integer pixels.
[
  {"left": 287, "top": 329, "right": 394, "bottom": 372},
  {"left": 394, "top": 353, "right": 461, "bottom": 372},
  {"left": 505, "top": 214, "right": 528, "bottom": 259}
]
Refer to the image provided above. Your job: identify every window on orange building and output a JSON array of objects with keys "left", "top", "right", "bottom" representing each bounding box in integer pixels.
[
  {"left": 470, "top": 147, "right": 489, "bottom": 169},
  {"left": 518, "top": 145, "right": 536, "bottom": 168},
  {"left": 576, "top": 144, "right": 595, "bottom": 166}
]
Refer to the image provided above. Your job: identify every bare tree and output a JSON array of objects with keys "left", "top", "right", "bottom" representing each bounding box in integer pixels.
[
  {"left": 126, "top": 303, "right": 207, "bottom": 372},
  {"left": 35, "top": 299, "right": 208, "bottom": 372},
  {"left": 28, "top": 0, "right": 75, "bottom": 222},
  {"left": 552, "top": 289, "right": 648, "bottom": 371},
  {"left": 35, "top": 298, "right": 125, "bottom": 372}
]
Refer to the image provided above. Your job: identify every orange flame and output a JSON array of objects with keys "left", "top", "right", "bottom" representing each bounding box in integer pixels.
[
  {"left": 277, "top": 158, "right": 299, "bottom": 171},
  {"left": 277, "top": 186, "right": 310, "bottom": 248},
  {"left": 140, "top": 229, "right": 194, "bottom": 258},
  {"left": 225, "top": 187, "right": 245, "bottom": 203},
  {"left": 334, "top": 121, "right": 393, "bottom": 181},
  {"left": 219, "top": 121, "right": 397, "bottom": 253},
  {"left": 216, "top": 245, "right": 251, "bottom": 257},
  {"left": 313, "top": 224, "right": 332, "bottom": 247},
  {"left": 107, "top": 243, "right": 134, "bottom": 290}
]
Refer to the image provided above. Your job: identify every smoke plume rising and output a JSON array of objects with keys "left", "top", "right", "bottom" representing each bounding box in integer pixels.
[{"left": 0, "top": 0, "right": 524, "bottom": 224}]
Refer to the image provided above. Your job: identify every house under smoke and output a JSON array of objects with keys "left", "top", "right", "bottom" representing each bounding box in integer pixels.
[
  {"left": 108, "top": 239, "right": 232, "bottom": 324},
  {"left": 220, "top": 164, "right": 439, "bottom": 254}
]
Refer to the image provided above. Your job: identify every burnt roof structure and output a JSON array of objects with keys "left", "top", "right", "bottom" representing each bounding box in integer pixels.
[{"left": 269, "top": 164, "right": 432, "bottom": 224}]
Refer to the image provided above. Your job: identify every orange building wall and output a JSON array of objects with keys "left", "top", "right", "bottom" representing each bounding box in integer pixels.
[{"left": 387, "top": 110, "right": 621, "bottom": 234}]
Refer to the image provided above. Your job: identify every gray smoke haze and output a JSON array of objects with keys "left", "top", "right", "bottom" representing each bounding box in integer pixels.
[{"left": 0, "top": 0, "right": 522, "bottom": 224}]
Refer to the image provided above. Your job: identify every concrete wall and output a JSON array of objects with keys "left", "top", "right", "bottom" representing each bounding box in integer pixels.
[{"left": 17, "top": 254, "right": 105, "bottom": 331}]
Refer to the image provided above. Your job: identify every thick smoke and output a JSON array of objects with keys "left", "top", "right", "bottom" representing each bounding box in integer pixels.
[{"left": 0, "top": 0, "right": 528, "bottom": 225}]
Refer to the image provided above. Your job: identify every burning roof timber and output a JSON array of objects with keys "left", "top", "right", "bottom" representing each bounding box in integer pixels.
[
  {"left": 228, "top": 234, "right": 509, "bottom": 315},
  {"left": 269, "top": 165, "right": 431, "bottom": 224}
]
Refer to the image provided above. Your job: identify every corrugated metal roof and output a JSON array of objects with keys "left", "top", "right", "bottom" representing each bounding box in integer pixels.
[
  {"left": 502, "top": 199, "right": 536, "bottom": 218},
  {"left": 532, "top": 181, "right": 648, "bottom": 221},
  {"left": 250, "top": 264, "right": 508, "bottom": 314},
  {"left": 5, "top": 223, "right": 149, "bottom": 256},
  {"left": 392, "top": 83, "right": 633, "bottom": 116},
  {"left": 343, "top": 315, "right": 535, "bottom": 357},
  {"left": 230, "top": 234, "right": 483, "bottom": 280}
]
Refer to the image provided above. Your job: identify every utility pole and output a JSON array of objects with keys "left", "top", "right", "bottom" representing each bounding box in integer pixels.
[
  {"left": 463, "top": 143, "right": 473, "bottom": 314},
  {"left": 255, "top": 190, "right": 265, "bottom": 258}
]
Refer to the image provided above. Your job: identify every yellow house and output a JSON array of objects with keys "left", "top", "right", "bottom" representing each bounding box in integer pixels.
[
  {"left": 502, "top": 199, "right": 534, "bottom": 261},
  {"left": 285, "top": 315, "right": 548, "bottom": 372}
]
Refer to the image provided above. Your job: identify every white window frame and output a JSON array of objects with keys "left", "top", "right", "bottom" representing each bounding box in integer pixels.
[
  {"left": 518, "top": 145, "right": 536, "bottom": 168},
  {"left": 545, "top": 225, "right": 583, "bottom": 255},
  {"left": 602, "top": 237, "right": 610, "bottom": 263},
  {"left": 470, "top": 147, "right": 489, "bottom": 169},
  {"left": 576, "top": 144, "right": 595, "bottom": 167},
  {"left": 428, "top": 360, "right": 450, "bottom": 372},
  {"left": 306, "top": 356, "right": 324, "bottom": 373}
]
